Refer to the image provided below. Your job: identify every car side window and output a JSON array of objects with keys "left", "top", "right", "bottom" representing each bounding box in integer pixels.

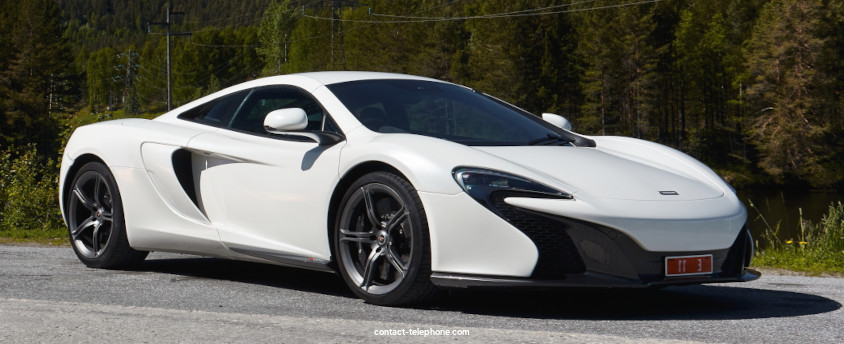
[
  {"left": 229, "top": 86, "right": 327, "bottom": 135},
  {"left": 178, "top": 90, "right": 249, "bottom": 127}
]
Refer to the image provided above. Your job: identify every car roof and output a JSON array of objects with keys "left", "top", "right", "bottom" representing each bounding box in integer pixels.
[
  {"left": 274, "top": 71, "right": 442, "bottom": 86},
  {"left": 226, "top": 71, "right": 443, "bottom": 92}
]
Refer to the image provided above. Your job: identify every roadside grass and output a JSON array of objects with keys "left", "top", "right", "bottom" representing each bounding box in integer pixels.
[
  {"left": 0, "top": 233, "right": 67, "bottom": 246},
  {"left": 750, "top": 201, "right": 844, "bottom": 275}
]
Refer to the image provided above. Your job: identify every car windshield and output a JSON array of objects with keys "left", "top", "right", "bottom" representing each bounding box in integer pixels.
[{"left": 326, "top": 79, "right": 566, "bottom": 146}]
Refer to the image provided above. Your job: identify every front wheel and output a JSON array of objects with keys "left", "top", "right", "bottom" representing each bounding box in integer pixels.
[
  {"left": 334, "top": 171, "right": 437, "bottom": 306},
  {"left": 66, "top": 162, "right": 148, "bottom": 269}
]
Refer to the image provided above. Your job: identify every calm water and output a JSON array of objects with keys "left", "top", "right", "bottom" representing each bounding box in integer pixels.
[{"left": 738, "top": 189, "right": 844, "bottom": 248}]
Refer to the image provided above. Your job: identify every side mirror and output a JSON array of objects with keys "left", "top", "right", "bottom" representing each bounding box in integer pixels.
[
  {"left": 264, "top": 108, "right": 308, "bottom": 133},
  {"left": 542, "top": 113, "right": 572, "bottom": 131},
  {"left": 263, "top": 108, "right": 344, "bottom": 146}
]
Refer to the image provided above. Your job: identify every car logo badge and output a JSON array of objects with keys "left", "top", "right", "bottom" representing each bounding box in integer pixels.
[{"left": 659, "top": 191, "right": 679, "bottom": 195}]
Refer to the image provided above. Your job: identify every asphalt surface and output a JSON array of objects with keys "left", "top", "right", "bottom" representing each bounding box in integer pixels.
[{"left": 0, "top": 244, "right": 842, "bottom": 343}]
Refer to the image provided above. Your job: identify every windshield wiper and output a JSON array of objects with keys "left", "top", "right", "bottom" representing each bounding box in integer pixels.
[{"left": 527, "top": 134, "right": 575, "bottom": 146}]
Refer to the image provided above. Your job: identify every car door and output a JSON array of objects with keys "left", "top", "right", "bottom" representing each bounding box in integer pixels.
[{"left": 186, "top": 85, "right": 345, "bottom": 265}]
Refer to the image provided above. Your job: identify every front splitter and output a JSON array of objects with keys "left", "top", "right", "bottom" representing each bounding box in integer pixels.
[{"left": 430, "top": 269, "right": 761, "bottom": 289}]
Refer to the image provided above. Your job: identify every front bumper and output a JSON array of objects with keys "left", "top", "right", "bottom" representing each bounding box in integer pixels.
[{"left": 430, "top": 199, "right": 759, "bottom": 289}]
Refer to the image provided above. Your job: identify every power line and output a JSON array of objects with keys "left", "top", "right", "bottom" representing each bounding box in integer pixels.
[
  {"left": 185, "top": 16, "right": 265, "bottom": 34},
  {"left": 303, "top": 0, "right": 661, "bottom": 23},
  {"left": 63, "top": 53, "right": 126, "bottom": 70},
  {"left": 182, "top": 13, "right": 260, "bottom": 26},
  {"left": 137, "top": 63, "right": 164, "bottom": 77},
  {"left": 190, "top": 42, "right": 262, "bottom": 48},
  {"left": 369, "top": 0, "right": 599, "bottom": 20},
  {"left": 287, "top": 0, "right": 464, "bottom": 45},
  {"left": 181, "top": 0, "right": 469, "bottom": 51}
]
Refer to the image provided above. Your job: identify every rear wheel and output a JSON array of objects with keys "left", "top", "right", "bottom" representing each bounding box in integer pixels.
[
  {"left": 66, "top": 162, "right": 147, "bottom": 268},
  {"left": 334, "top": 171, "right": 437, "bottom": 306}
]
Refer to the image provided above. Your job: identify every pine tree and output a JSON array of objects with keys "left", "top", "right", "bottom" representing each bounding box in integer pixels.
[
  {"left": 0, "top": 0, "right": 72, "bottom": 152},
  {"left": 462, "top": 1, "right": 525, "bottom": 105},
  {"left": 407, "top": 0, "right": 470, "bottom": 82},
  {"left": 136, "top": 37, "right": 169, "bottom": 111},
  {"left": 287, "top": 5, "right": 333, "bottom": 72},
  {"left": 258, "top": 0, "right": 298, "bottom": 75},
  {"left": 673, "top": 4, "right": 743, "bottom": 164},
  {"left": 342, "top": 0, "right": 424, "bottom": 74},
  {"left": 576, "top": 3, "right": 658, "bottom": 138},
  {"left": 0, "top": 0, "right": 14, "bottom": 129},
  {"left": 86, "top": 47, "right": 121, "bottom": 109},
  {"left": 743, "top": 0, "right": 829, "bottom": 183}
]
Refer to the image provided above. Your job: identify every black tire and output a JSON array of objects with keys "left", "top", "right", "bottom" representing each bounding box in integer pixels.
[
  {"left": 66, "top": 162, "right": 148, "bottom": 269},
  {"left": 334, "top": 171, "right": 437, "bottom": 306}
]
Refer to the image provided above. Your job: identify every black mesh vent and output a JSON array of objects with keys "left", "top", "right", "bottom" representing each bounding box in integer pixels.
[{"left": 489, "top": 191, "right": 586, "bottom": 279}]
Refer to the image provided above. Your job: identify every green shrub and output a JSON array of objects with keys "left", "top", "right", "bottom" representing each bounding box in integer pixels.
[
  {"left": 809, "top": 202, "right": 844, "bottom": 254},
  {"left": 0, "top": 145, "right": 65, "bottom": 239}
]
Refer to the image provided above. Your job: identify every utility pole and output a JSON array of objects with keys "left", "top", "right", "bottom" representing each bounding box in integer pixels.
[
  {"left": 149, "top": 4, "right": 190, "bottom": 111},
  {"left": 121, "top": 49, "right": 140, "bottom": 116}
]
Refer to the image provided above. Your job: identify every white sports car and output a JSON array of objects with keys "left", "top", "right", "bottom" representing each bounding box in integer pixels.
[{"left": 60, "top": 72, "right": 759, "bottom": 305}]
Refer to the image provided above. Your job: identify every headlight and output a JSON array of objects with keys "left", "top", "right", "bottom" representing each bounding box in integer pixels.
[{"left": 452, "top": 167, "right": 572, "bottom": 209}]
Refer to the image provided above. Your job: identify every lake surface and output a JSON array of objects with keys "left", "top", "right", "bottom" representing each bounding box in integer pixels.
[{"left": 737, "top": 189, "right": 843, "bottom": 249}]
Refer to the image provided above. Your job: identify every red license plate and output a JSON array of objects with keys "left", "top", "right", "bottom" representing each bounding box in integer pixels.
[{"left": 665, "top": 255, "right": 713, "bottom": 276}]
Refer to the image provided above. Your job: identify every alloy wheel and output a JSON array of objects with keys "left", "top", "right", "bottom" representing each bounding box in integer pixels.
[
  {"left": 68, "top": 170, "right": 115, "bottom": 258},
  {"left": 337, "top": 183, "right": 414, "bottom": 295}
]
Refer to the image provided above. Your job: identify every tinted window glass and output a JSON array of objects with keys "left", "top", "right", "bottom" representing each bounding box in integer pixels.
[
  {"left": 179, "top": 90, "right": 248, "bottom": 127},
  {"left": 229, "top": 86, "right": 327, "bottom": 134},
  {"left": 327, "top": 80, "right": 561, "bottom": 146}
]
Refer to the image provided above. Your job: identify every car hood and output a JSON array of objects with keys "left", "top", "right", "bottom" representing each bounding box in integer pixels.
[{"left": 475, "top": 146, "right": 724, "bottom": 201}]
